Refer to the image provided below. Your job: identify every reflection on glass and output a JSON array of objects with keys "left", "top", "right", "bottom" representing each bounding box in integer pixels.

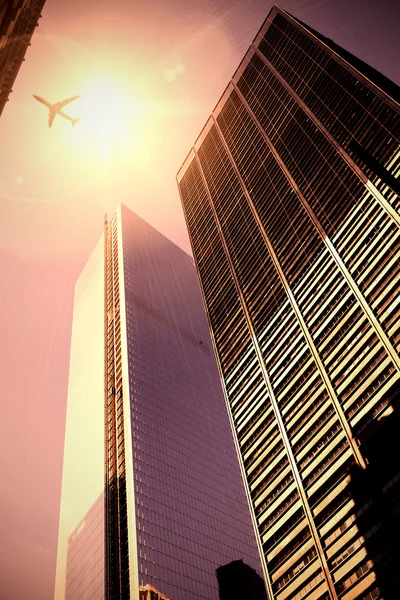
[
  {"left": 139, "top": 584, "right": 172, "bottom": 600},
  {"left": 66, "top": 494, "right": 105, "bottom": 600},
  {"left": 55, "top": 237, "right": 105, "bottom": 600}
]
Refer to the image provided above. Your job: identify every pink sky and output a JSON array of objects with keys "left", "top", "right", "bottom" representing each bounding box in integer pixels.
[{"left": 0, "top": 0, "right": 399, "bottom": 598}]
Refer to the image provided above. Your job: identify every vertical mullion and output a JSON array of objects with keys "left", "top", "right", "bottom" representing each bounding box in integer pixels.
[
  {"left": 250, "top": 44, "right": 400, "bottom": 229},
  {"left": 211, "top": 111, "right": 365, "bottom": 473},
  {"left": 194, "top": 145, "right": 337, "bottom": 600},
  {"left": 232, "top": 78, "right": 400, "bottom": 374}
]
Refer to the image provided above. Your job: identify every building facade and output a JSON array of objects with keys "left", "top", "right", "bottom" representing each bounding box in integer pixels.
[
  {"left": 0, "top": 0, "right": 45, "bottom": 115},
  {"left": 177, "top": 6, "right": 400, "bottom": 600},
  {"left": 54, "top": 205, "right": 263, "bottom": 600},
  {"left": 65, "top": 494, "right": 105, "bottom": 600}
]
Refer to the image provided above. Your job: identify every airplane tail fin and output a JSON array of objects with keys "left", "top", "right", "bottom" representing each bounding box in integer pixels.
[{"left": 72, "top": 118, "right": 81, "bottom": 127}]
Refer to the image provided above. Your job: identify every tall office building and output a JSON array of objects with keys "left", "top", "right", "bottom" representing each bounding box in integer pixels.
[
  {"left": 177, "top": 5, "right": 400, "bottom": 600},
  {"left": 0, "top": 0, "right": 46, "bottom": 114},
  {"left": 54, "top": 205, "right": 263, "bottom": 600}
]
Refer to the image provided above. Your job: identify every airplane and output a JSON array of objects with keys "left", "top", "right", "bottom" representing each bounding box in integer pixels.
[{"left": 33, "top": 94, "right": 81, "bottom": 128}]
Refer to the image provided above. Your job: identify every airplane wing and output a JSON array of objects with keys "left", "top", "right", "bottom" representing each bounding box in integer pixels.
[
  {"left": 33, "top": 94, "right": 51, "bottom": 108},
  {"left": 48, "top": 111, "right": 56, "bottom": 128},
  {"left": 57, "top": 95, "right": 80, "bottom": 109}
]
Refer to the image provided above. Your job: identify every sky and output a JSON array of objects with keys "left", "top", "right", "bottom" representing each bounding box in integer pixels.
[{"left": 0, "top": 0, "right": 399, "bottom": 598}]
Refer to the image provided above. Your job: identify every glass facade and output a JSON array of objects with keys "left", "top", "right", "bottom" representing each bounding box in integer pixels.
[
  {"left": 65, "top": 494, "right": 105, "bottom": 600},
  {"left": 55, "top": 205, "right": 263, "bottom": 600},
  {"left": 55, "top": 237, "right": 105, "bottom": 600},
  {"left": 177, "top": 7, "right": 400, "bottom": 600}
]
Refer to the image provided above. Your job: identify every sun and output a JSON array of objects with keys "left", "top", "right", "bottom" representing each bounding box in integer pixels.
[
  {"left": 71, "top": 73, "right": 147, "bottom": 163},
  {"left": 23, "top": 30, "right": 177, "bottom": 198}
]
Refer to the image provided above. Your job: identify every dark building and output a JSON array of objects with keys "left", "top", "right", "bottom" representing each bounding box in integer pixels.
[
  {"left": 177, "top": 5, "right": 400, "bottom": 600},
  {"left": 216, "top": 560, "right": 268, "bottom": 600},
  {"left": 55, "top": 205, "right": 263, "bottom": 600},
  {"left": 0, "top": 1, "right": 45, "bottom": 115}
]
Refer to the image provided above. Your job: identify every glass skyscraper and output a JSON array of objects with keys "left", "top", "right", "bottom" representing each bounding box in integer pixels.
[
  {"left": 54, "top": 205, "right": 262, "bottom": 600},
  {"left": 177, "top": 6, "right": 400, "bottom": 600}
]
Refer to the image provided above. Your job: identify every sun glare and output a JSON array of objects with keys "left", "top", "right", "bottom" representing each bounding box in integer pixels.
[
  {"left": 68, "top": 74, "right": 147, "bottom": 164},
  {"left": 9, "top": 20, "right": 203, "bottom": 203}
]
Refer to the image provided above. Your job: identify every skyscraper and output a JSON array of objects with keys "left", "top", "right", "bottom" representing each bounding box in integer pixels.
[
  {"left": 0, "top": 1, "right": 46, "bottom": 114},
  {"left": 54, "top": 205, "right": 263, "bottom": 600},
  {"left": 177, "top": 5, "right": 400, "bottom": 600}
]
